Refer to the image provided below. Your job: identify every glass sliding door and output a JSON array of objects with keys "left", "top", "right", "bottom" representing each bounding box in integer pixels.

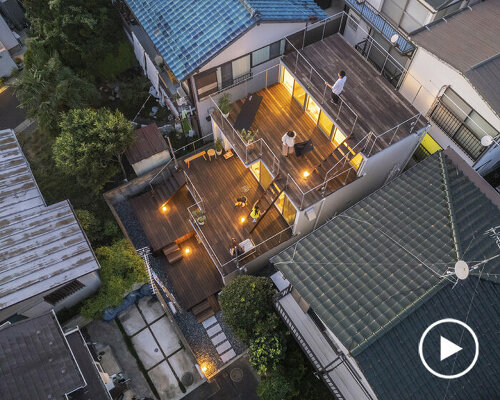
[
  {"left": 293, "top": 80, "right": 306, "bottom": 107},
  {"left": 318, "top": 111, "right": 334, "bottom": 137},
  {"left": 249, "top": 161, "right": 273, "bottom": 189},
  {"left": 275, "top": 192, "right": 297, "bottom": 226},
  {"left": 306, "top": 97, "right": 320, "bottom": 123},
  {"left": 282, "top": 68, "right": 294, "bottom": 94}
]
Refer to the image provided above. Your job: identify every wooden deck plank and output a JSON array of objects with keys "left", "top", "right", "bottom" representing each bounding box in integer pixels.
[
  {"left": 282, "top": 34, "right": 426, "bottom": 150},
  {"left": 164, "top": 236, "right": 223, "bottom": 310},
  {"left": 186, "top": 154, "right": 291, "bottom": 268},
  {"left": 130, "top": 185, "right": 194, "bottom": 253}
]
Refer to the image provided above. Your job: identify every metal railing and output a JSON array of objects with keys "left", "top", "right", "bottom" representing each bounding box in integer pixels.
[
  {"left": 274, "top": 290, "right": 345, "bottom": 400},
  {"left": 183, "top": 170, "right": 203, "bottom": 209},
  {"left": 148, "top": 158, "right": 175, "bottom": 192}
]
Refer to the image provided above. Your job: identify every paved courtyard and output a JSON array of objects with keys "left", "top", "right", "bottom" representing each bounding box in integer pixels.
[{"left": 118, "top": 296, "right": 205, "bottom": 400}]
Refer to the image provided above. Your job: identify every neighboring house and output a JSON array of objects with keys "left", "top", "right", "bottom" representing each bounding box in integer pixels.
[
  {"left": 399, "top": 1, "right": 500, "bottom": 170},
  {"left": 0, "top": 312, "right": 112, "bottom": 399},
  {"left": 125, "top": 123, "right": 172, "bottom": 176},
  {"left": 106, "top": 12, "right": 428, "bottom": 323},
  {"left": 0, "top": 39, "right": 16, "bottom": 77},
  {"left": 0, "top": 129, "right": 101, "bottom": 324},
  {"left": 270, "top": 149, "right": 500, "bottom": 399},
  {"left": 118, "top": 0, "right": 327, "bottom": 134}
]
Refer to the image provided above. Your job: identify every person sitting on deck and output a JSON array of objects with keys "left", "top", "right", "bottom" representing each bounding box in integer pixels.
[
  {"left": 325, "top": 70, "right": 346, "bottom": 104},
  {"left": 234, "top": 196, "right": 248, "bottom": 207},
  {"left": 250, "top": 205, "right": 261, "bottom": 223},
  {"left": 229, "top": 238, "right": 245, "bottom": 257},
  {"left": 282, "top": 131, "right": 296, "bottom": 157}
]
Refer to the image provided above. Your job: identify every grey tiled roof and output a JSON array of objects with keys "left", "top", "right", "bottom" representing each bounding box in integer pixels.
[
  {"left": 0, "top": 313, "right": 84, "bottom": 400},
  {"left": 272, "top": 150, "right": 500, "bottom": 354}
]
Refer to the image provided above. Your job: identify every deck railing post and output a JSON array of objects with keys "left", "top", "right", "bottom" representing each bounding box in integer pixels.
[
  {"left": 302, "top": 26, "right": 307, "bottom": 49},
  {"left": 390, "top": 124, "right": 401, "bottom": 145},
  {"left": 167, "top": 136, "right": 178, "bottom": 170},
  {"left": 295, "top": 50, "right": 299, "bottom": 73},
  {"left": 322, "top": 20, "right": 326, "bottom": 40},
  {"left": 381, "top": 52, "right": 389, "bottom": 76},
  {"left": 350, "top": 114, "right": 358, "bottom": 136},
  {"left": 322, "top": 84, "right": 327, "bottom": 104},
  {"left": 265, "top": 69, "right": 268, "bottom": 89},
  {"left": 337, "top": 101, "right": 343, "bottom": 119}
]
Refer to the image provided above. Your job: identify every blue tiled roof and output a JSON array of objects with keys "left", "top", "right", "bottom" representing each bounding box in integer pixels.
[{"left": 126, "top": 0, "right": 326, "bottom": 81}]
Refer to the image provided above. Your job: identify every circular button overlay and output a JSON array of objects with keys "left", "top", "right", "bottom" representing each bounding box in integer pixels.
[{"left": 418, "top": 318, "right": 479, "bottom": 379}]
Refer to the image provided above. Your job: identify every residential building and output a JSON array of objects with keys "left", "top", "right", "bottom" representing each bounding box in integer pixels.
[
  {"left": 0, "top": 312, "right": 112, "bottom": 399},
  {"left": 106, "top": 12, "right": 428, "bottom": 322},
  {"left": 399, "top": 1, "right": 500, "bottom": 171},
  {"left": 270, "top": 149, "right": 500, "bottom": 399},
  {"left": 118, "top": 0, "right": 328, "bottom": 134},
  {"left": 0, "top": 129, "right": 101, "bottom": 324}
]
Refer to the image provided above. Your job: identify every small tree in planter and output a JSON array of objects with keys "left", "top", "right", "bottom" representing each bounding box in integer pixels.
[
  {"left": 215, "top": 138, "right": 224, "bottom": 155},
  {"left": 240, "top": 128, "right": 258, "bottom": 144},
  {"left": 192, "top": 209, "right": 207, "bottom": 225},
  {"left": 217, "top": 93, "right": 233, "bottom": 117}
]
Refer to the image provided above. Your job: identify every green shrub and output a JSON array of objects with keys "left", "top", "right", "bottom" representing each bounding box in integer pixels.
[
  {"left": 257, "top": 373, "right": 290, "bottom": 400},
  {"left": 75, "top": 209, "right": 120, "bottom": 246},
  {"left": 94, "top": 41, "right": 136, "bottom": 80},
  {"left": 219, "top": 275, "right": 275, "bottom": 344}
]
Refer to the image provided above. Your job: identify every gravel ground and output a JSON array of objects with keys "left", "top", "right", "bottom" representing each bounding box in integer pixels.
[{"left": 114, "top": 198, "right": 246, "bottom": 373}]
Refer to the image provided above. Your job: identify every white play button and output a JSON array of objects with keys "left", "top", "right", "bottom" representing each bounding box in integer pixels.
[{"left": 440, "top": 336, "right": 462, "bottom": 361}]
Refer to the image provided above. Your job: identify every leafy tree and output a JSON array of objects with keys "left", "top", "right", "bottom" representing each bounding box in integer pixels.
[
  {"left": 75, "top": 209, "right": 120, "bottom": 246},
  {"left": 219, "top": 275, "right": 275, "bottom": 343},
  {"left": 250, "top": 333, "right": 286, "bottom": 375},
  {"left": 23, "top": 0, "right": 128, "bottom": 80},
  {"left": 53, "top": 108, "right": 136, "bottom": 193},
  {"left": 14, "top": 56, "right": 98, "bottom": 133},
  {"left": 81, "top": 240, "right": 148, "bottom": 319},
  {"left": 256, "top": 373, "right": 290, "bottom": 400}
]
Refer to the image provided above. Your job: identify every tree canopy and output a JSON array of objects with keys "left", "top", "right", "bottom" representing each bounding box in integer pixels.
[
  {"left": 53, "top": 108, "right": 136, "bottom": 193},
  {"left": 219, "top": 275, "right": 276, "bottom": 343},
  {"left": 81, "top": 239, "right": 148, "bottom": 319},
  {"left": 14, "top": 56, "right": 98, "bottom": 133}
]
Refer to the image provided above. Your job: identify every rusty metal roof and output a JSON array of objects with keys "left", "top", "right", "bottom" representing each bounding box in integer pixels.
[
  {"left": 125, "top": 123, "right": 168, "bottom": 164},
  {"left": 0, "top": 130, "right": 100, "bottom": 310}
]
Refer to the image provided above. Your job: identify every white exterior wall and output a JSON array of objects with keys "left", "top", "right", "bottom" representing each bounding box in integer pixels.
[
  {"left": 200, "top": 22, "right": 308, "bottom": 72},
  {"left": 342, "top": 10, "right": 370, "bottom": 47},
  {"left": 0, "top": 46, "right": 16, "bottom": 77},
  {"left": 0, "top": 15, "right": 18, "bottom": 50},
  {"left": 0, "top": 272, "right": 101, "bottom": 322},
  {"left": 399, "top": 47, "right": 500, "bottom": 165},
  {"left": 131, "top": 150, "right": 172, "bottom": 176},
  {"left": 294, "top": 132, "right": 423, "bottom": 235}
]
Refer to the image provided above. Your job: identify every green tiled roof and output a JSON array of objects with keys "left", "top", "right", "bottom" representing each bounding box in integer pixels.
[{"left": 271, "top": 151, "right": 500, "bottom": 354}]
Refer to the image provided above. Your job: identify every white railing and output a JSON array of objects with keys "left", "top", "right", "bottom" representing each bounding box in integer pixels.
[{"left": 183, "top": 170, "right": 203, "bottom": 210}]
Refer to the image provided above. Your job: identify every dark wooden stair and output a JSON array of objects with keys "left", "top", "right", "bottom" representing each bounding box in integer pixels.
[
  {"left": 192, "top": 298, "right": 216, "bottom": 323},
  {"left": 152, "top": 167, "right": 187, "bottom": 204}
]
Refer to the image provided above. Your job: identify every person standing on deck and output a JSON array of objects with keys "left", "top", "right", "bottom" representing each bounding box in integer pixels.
[
  {"left": 250, "top": 205, "right": 261, "bottom": 223},
  {"left": 281, "top": 131, "right": 296, "bottom": 157},
  {"left": 325, "top": 70, "right": 346, "bottom": 104}
]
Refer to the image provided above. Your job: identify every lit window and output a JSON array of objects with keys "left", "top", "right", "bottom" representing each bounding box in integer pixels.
[
  {"left": 293, "top": 81, "right": 306, "bottom": 107},
  {"left": 318, "top": 111, "right": 334, "bottom": 137},
  {"left": 306, "top": 97, "right": 321, "bottom": 123},
  {"left": 282, "top": 68, "right": 294, "bottom": 95}
]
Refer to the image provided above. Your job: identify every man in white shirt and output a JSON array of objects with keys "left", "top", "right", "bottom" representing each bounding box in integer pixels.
[
  {"left": 281, "top": 131, "right": 296, "bottom": 157},
  {"left": 325, "top": 70, "right": 346, "bottom": 104}
]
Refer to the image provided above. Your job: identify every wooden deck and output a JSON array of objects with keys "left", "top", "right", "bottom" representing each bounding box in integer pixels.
[
  {"left": 225, "top": 83, "right": 357, "bottom": 208},
  {"left": 130, "top": 185, "right": 194, "bottom": 253},
  {"left": 282, "top": 34, "right": 426, "bottom": 153},
  {"left": 164, "top": 236, "right": 223, "bottom": 310},
  {"left": 186, "top": 153, "right": 291, "bottom": 272}
]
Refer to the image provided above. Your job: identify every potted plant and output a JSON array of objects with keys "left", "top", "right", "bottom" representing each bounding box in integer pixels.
[
  {"left": 215, "top": 138, "right": 224, "bottom": 155},
  {"left": 217, "top": 93, "right": 233, "bottom": 117},
  {"left": 240, "top": 128, "right": 258, "bottom": 144},
  {"left": 192, "top": 209, "right": 207, "bottom": 225}
]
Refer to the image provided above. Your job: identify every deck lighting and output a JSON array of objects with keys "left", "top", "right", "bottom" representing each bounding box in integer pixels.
[
  {"left": 303, "top": 170, "right": 310, "bottom": 178},
  {"left": 160, "top": 203, "right": 168, "bottom": 213},
  {"left": 240, "top": 217, "right": 246, "bottom": 223},
  {"left": 201, "top": 365, "right": 207, "bottom": 372},
  {"left": 184, "top": 247, "right": 191, "bottom": 255}
]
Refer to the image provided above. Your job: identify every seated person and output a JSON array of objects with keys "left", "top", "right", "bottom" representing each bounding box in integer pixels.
[
  {"left": 229, "top": 238, "right": 245, "bottom": 256},
  {"left": 234, "top": 196, "right": 248, "bottom": 207}
]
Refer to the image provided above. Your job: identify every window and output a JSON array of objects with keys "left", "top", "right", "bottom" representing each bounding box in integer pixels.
[
  {"left": 275, "top": 192, "right": 297, "bottom": 225},
  {"left": 194, "top": 69, "right": 218, "bottom": 99},
  {"left": 250, "top": 161, "right": 273, "bottom": 189},
  {"left": 251, "top": 39, "right": 285, "bottom": 67},
  {"left": 331, "top": 127, "right": 347, "bottom": 147},
  {"left": 306, "top": 97, "right": 321, "bottom": 123},
  {"left": 293, "top": 80, "right": 306, "bottom": 107},
  {"left": 282, "top": 68, "right": 294, "bottom": 94},
  {"left": 232, "top": 54, "right": 251, "bottom": 81},
  {"left": 318, "top": 111, "right": 334, "bottom": 137},
  {"left": 429, "top": 87, "right": 498, "bottom": 160},
  {"left": 44, "top": 280, "right": 85, "bottom": 305},
  {"left": 217, "top": 55, "right": 251, "bottom": 90}
]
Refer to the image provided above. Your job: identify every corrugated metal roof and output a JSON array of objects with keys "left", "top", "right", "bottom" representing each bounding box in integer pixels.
[
  {"left": 0, "top": 313, "right": 85, "bottom": 400},
  {"left": 411, "top": 1, "right": 500, "bottom": 74},
  {"left": 125, "top": 0, "right": 326, "bottom": 80},
  {"left": 0, "top": 129, "right": 45, "bottom": 219},
  {"left": 0, "top": 129, "right": 100, "bottom": 310},
  {"left": 271, "top": 150, "right": 500, "bottom": 354},
  {"left": 125, "top": 123, "right": 168, "bottom": 164}
]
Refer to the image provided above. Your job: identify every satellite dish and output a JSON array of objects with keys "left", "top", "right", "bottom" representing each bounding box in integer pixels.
[
  {"left": 154, "top": 55, "right": 164, "bottom": 67},
  {"left": 481, "top": 135, "right": 494, "bottom": 147},
  {"left": 454, "top": 260, "right": 469, "bottom": 280},
  {"left": 390, "top": 34, "right": 399, "bottom": 45}
]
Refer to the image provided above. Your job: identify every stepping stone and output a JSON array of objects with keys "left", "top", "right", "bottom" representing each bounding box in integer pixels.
[
  {"left": 216, "top": 341, "right": 231, "bottom": 355},
  {"left": 206, "top": 323, "right": 222, "bottom": 338},
  {"left": 220, "top": 349, "right": 236, "bottom": 363},
  {"left": 202, "top": 315, "right": 217, "bottom": 329},
  {"left": 211, "top": 332, "right": 227, "bottom": 346}
]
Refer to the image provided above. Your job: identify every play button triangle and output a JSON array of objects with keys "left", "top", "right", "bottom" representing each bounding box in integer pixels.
[{"left": 440, "top": 336, "right": 462, "bottom": 361}]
